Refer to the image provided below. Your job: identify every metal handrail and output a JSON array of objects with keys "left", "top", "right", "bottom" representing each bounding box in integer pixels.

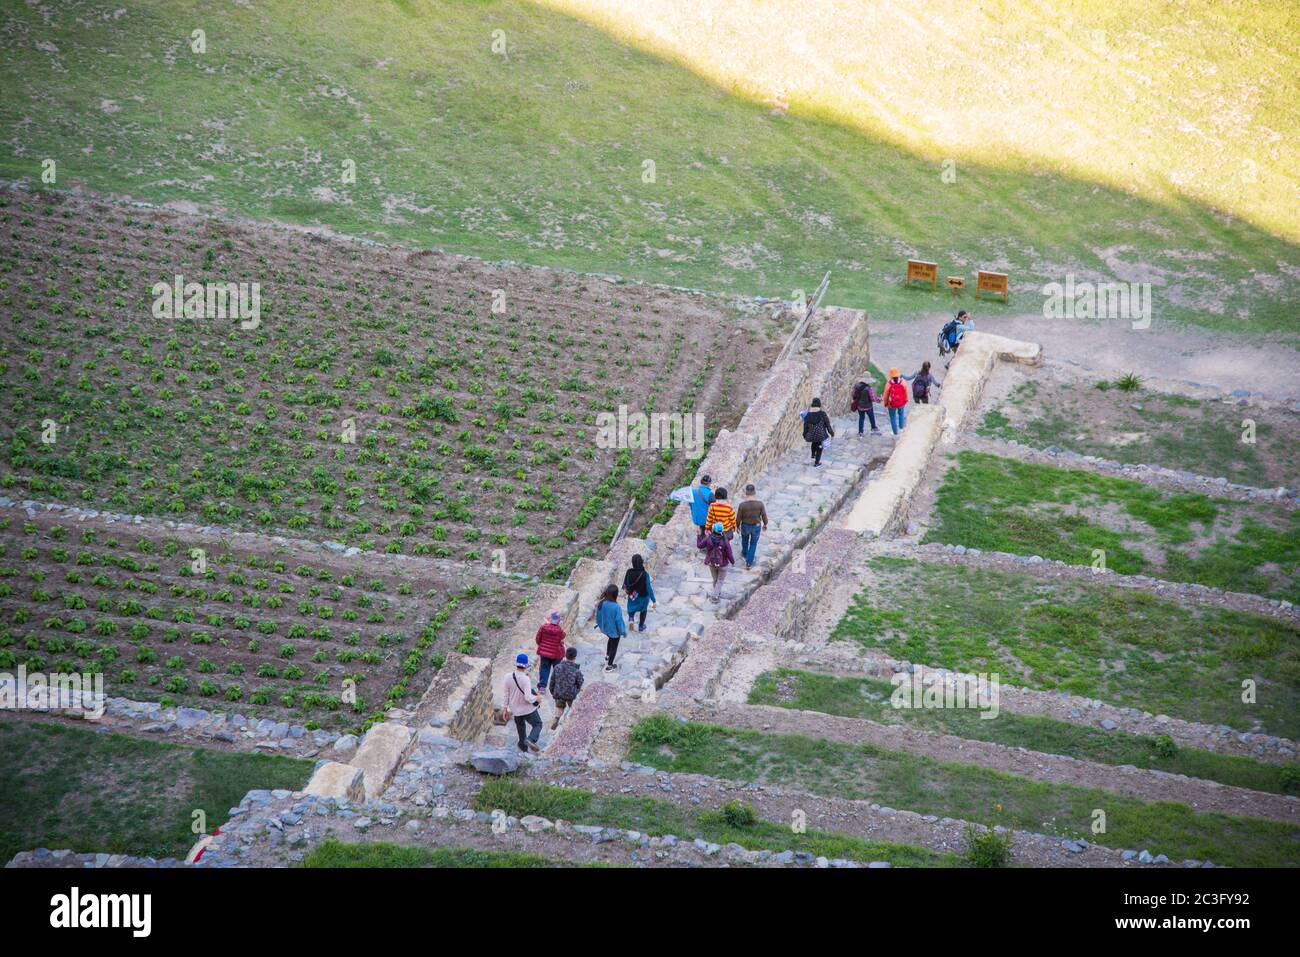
[{"left": 777, "top": 270, "right": 831, "bottom": 363}]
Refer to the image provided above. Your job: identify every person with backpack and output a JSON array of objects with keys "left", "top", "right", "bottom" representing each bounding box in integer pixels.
[
  {"left": 939, "top": 311, "right": 975, "bottom": 366},
  {"left": 884, "top": 368, "right": 909, "bottom": 434},
  {"left": 503, "top": 653, "right": 543, "bottom": 753},
  {"left": 904, "top": 361, "right": 942, "bottom": 405},
  {"left": 591, "top": 583, "right": 627, "bottom": 672},
  {"left": 689, "top": 473, "right": 714, "bottom": 536},
  {"left": 705, "top": 486, "right": 737, "bottom": 540},
  {"left": 698, "top": 521, "right": 736, "bottom": 602},
  {"left": 851, "top": 378, "right": 881, "bottom": 435},
  {"left": 548, "top": 646, "right": 584, "bottom": 730},
  {"left": 533, "top": 610, "right": 566, "bottom": 694},
  {"left": 802, "top": 397, "right": 834, "bottom": 466},
  {"left": 622, "top": 553, "right": 656, "bottom": 632}
]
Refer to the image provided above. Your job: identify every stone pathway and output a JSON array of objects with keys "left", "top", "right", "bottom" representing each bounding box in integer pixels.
[
  {"left": 572, "top": 416, "right": 894, "bottom": 691},
  {"left": 485, "top": 413, "right": 893, "bottom": 749}
]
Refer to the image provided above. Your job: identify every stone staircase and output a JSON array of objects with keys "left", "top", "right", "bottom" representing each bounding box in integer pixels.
[{"left": 481, "top": 412, "right": 894, "bottom": 751}]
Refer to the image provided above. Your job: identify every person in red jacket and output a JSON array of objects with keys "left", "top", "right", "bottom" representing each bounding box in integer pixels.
[
  {"left": 534, "top": 610, "right": 567, "bottom": 694},
  {"left": 884, "top": 367, "right": 909, "bottom": 435}
]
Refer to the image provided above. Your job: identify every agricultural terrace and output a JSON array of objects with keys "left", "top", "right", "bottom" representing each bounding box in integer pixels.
[
  {"left": 0, "top": 189, "right": 774, "bottom": 582},
  {"left": 0, "top": 505, "right": 523, "bottom": 730}
]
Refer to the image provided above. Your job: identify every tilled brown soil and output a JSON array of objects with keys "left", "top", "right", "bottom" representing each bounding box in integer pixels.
[
  {"left": 0, "top": 501, "right": 524, "bottom": 728},
  {"left": 0, "top": 185, "right": 776, "bottom": 581}
]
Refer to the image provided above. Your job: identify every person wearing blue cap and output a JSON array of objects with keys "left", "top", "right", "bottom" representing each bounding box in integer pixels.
[
  {"left": 697, "top": 520, "right": 736, "bottom": 603},
  {"left": 503, "top": 652, "right": 542, "bottom": 752}
]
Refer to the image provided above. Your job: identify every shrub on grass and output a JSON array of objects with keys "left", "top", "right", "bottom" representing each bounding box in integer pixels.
[
  {"left": 719, "top": 800, "right": 757, "bottom": 829},
  {"left": 963, "top": 826, "right": 1014, "bottom": 867}
]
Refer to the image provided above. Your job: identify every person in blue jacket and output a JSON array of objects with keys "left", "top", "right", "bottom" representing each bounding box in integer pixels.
[
  {"left": 592, "top": 584, "right": 628, "bottom": 672},
  {"left": 689, "top": 473, "right": 714, "bottom": 536}
]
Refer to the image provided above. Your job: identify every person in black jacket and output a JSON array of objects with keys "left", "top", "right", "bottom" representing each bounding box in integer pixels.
[{"left": 802, "top": 397, "right": 834, "bottom": 467}]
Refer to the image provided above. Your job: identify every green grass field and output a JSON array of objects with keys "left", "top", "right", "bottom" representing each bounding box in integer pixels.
[
  {"left": 301, "top": 840, "right": 579, "bottom": 868},
  {"left": 0, "top": 720, "right": 312, "bottom": 863},
  {"left": 924, "top": 451, "right": 1300, "bottom": 601},
  {"left": 627, "top": 714, "right": 1300, "bottom": 867},
  {"left": 978, "top": 378, "right": 1300, "bottom": 488},
  {"left": 472, "top": 777, "right": 954, "bottom": 867},
  {"left": 750, "top": 668, "right": 1300, "bottom": 795},
  {"left": 1, "top": 0, "right": 1296, "bottom": 333},
  {"left": 831, "top": 557, "right": 1300, "bottom": 737}
]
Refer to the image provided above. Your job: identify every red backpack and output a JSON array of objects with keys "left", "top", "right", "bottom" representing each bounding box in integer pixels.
[{"left": 885, "top": 379, "right": 908, "bottom": 408}]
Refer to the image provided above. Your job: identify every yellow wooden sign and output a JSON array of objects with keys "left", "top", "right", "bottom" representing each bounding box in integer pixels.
[
  {"left": 906, "top": 259, "right": 938, "bottom": 289},
  {"left": 946, "top": 276, "right": 966, "bottom": 294},
  {"left": 976, "top": 270, "right": 1009, "bottom": 303}
]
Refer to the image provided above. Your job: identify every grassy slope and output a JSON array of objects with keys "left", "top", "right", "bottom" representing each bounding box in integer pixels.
[
  {"left": 0, "top": 720, "right": 312, "bottom": 862},
  {"left": 831, "top": 557, "right": 1300, "bottom": 736},
  {"left": 627, "top": 714, "right": 1300, "bottom": 867},
  {"left": 750, "top": 668, "right": 1300, "bottom": 795},
  {"left": 0, "top": 0, "right": 1296, "bottom": 333},
  {"left": 979, "top": 379, "right": 1300, "bottom": 489},
  {"left": 472, "top": 777, "right": 955, "bottom": 866},
  {"left": 923, "top": 451, "right": 1300, "bottom": 601},
  {"left": 302, "top": 840, "right": 576, "bottom": 868}
]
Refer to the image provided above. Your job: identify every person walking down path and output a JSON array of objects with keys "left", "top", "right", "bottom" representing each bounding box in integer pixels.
[
  {"left": 689, "top": 474, "right": 714, "bottom": 536},
  {"left": 504, "top": 653, "right": 542, "bottom": 753},
  {"left": 623, "top": 553, "right": 656, "bottom": 633},
  {"left": 884, "top": 369, "right": 909, "bottom": 435},
  {"left": 736, "top": 484, "right": 769, "bottom": 570},
  {"left": 548, "top": 647, "right": 584, "bottom": 730},
  {"left": 904, "top": 361, "right": 941, "bottom": 405},
  {"left": 851, "top": 378, "right": 882, "bottom": 435},
  {"left": 533, "top": 611, "right": 566, "bottom": 694},
  {"left": 706, "top": 486, "right": 738, "bottom": 540},
  {"left": 802, "top": 397, "right": 835, "bottom": 466},
  {"left": 698, "top": 521, "right": 736, "bottom": 603},
  {"left": 591, "top": 584, "right": 628, "bottom": 672}
]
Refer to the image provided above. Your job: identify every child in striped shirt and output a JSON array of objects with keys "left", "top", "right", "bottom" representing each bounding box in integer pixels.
[{"left": 705, "top": 487, "right": 737, "bottom": 540}]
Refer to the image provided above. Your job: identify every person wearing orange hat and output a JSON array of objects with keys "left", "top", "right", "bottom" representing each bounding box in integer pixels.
[{"left": 883, "top": 367, "right": 910, "bottom": 434}]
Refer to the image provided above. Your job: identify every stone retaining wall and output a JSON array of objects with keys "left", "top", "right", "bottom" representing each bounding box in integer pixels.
[
  {"left": 413, "top": 652, "right": 494, "bottom": 741},
  {"left": 478, "top": 307, "right": 872, "bottom": 754},
  {"left": 546, "top": 680, "right": 620, "bottom": 761},
  {"left": 646, "top": 307, "right": 870, "bottom": 557},
  {"left": 304, "top": 720, "right": 414, "bottom": 803},
  {"left": 659, "top": 620, "right": 747, "bottom": 704},
  {"left": 842, "top": 331, "right": 1041, "bottom": 537}
]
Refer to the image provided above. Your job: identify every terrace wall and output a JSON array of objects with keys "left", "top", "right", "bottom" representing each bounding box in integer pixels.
[{"left": 842, "top": 331, "right": 1041, "bottom": 537}]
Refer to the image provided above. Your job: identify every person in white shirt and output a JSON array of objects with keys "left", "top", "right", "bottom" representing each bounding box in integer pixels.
[{"left": 504, "top": 653, "right": 542, "bottom": 753}]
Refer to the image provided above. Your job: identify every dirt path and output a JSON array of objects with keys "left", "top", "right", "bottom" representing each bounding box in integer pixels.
[{"left": 869, "top": 313, "right": 1299, "bottom": 398}]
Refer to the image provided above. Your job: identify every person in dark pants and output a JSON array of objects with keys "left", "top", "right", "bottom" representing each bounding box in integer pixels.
[
  {"left": 736, "top": 483, "right": 769, "bottom": 569},
  {"left": 533, "top": 610, "right": 566, "bottom": 693},
  {"left": 503, "top": 653, "right": 542, "bottom": 753},
  {"left": 904, "top": 361, "right": 942, "bottom": 405},
  {"left": 548, "top": 646, "right": 584, "bottom": 730},
  {"left": 592, "top": 584, "right": 627, "bottom": 672},
  {"left": 851, "top": 378, "right": 882, "bottom": 434},
  {"left": 802, "top": 397, "right": 834, "bottom": 466},
  {"left": 622, "top": 554, "right": 656, "bottom": 632}
]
